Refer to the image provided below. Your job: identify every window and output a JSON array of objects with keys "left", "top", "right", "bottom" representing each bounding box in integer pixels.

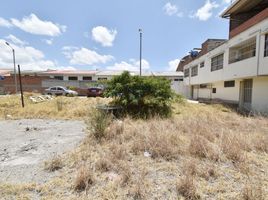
[
  {"left": 98, "top": 77, "right": 107, "bottom": 80},
  {"left": 211, "top": 54, "right": 224, "bottom": 71},
  {"left": 57, "top": 87, "right": 64, "bottom": 91},
  {"left": 191, "top": 65, "right": 198, "bottom": 77},
  {"left": 68, "top": 76, "right": 78, "bottom": 81},
  {"left": 229, "top": 37, "right": 256, "bottom": 63},
  {"left": 200, "top": 62, "right": 205, "bottom": 68},
  {"left": 200, "top": 84, "right": 207, "bottom": 88},
  {"left": 83, "top": 76, "right": 92, "bottom": 81},
  {"left": 224, "top": 80, "right": 235, "bottom": 88},
  {"left": 174, "top": 79, "right": 179, "bottom": 81},
  {"left": 54, "top": 76, "right": 63, "bottom": 80},
  {"left": 212, "top": 88, "right": 217, "bottom": 93},
  {"left": 184, "top": 68, "right": 190, "bottom": 78},
  {"left": 265, "top": 34, "right": 268, "bottom": 57}
]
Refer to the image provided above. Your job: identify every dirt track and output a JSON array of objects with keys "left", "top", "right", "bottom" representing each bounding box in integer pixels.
[{"left": 0, "top": 119, "right": 85, "bottom": 184}]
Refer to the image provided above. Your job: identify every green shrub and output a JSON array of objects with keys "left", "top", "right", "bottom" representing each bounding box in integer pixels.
[
  {"left": 87, "top": 109, "right": 112, "bottom": 141},
  {"left": 104, "top": 71, "right": 173, "bottom": 118}
]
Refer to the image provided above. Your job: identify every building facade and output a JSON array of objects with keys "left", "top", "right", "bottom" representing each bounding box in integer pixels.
[
  {"left": 177, "top": 0, "right": 268, "bottom": 113},
  {"left": 0, "top": 70, "right": 184, "bottom": 95}
]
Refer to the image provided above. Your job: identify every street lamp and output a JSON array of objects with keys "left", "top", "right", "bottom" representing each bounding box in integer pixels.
[
  {"left": 5, "top": 42, "right": 18, "bottom": 94},
  {"left": 139, "top": 29, "right": 142, "bottom": 76}
]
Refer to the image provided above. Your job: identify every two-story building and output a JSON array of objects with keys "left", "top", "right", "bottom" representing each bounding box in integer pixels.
[{"left": 178, "top": 0, "right": 268, "bottom": 113}]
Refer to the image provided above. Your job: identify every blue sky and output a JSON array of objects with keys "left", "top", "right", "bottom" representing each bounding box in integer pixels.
[{"left": 0, "top": 0, "right": 232, "bottom": 72}]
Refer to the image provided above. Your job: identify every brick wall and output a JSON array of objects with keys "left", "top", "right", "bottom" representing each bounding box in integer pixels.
[
  {"left": 230, "top": 8, "right": 268, "bottom": 38},
  {"left": 0, "top": 75, "right": 50, "bottom": 94}
]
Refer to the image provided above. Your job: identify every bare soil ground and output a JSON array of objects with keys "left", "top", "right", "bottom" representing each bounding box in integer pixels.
[{"left": 0, "top": 119, "right": 85, "bottom": 184}]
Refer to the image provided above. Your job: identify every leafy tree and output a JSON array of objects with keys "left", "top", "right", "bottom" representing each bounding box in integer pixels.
[{"left": 104, "top": 71, "right": 173, "bottom": 118}]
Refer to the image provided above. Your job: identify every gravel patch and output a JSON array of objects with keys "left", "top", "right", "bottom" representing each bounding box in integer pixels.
[{"left": 0, "top": 119, "right": 85, "bottom": 184}]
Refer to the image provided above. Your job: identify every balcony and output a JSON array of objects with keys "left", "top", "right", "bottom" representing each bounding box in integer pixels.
[{"left": 229, "top": 37, "right": 256, "bottom": 64}]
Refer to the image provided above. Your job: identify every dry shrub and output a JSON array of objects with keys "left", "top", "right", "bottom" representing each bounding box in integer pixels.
[
  {"left": 241, "top": 182, "right": 265, "bottom": 200},
  {"left": 74, "top": 165, "right": 94, "bottom": 192},
  {"left": 109, "top": 144, "right": 128, "bottom": 161},
  {"left": 189, "top": 135, "right": 219, "bottom": 161},
  {"left": 182, "top": 159, "right": 198, "bottom": 176},
  {"left": 44, "top": 155, "right": 63, "bottom": 172},
  {"left": 252, "top": 134, "right": 268, "bottom": 153},
  {"left": 95, "top": 157, "right": 112, "bottom": 172},
  {"left": 87, "top": 109, "right": 112, "bottom": 141},
  {"left": 129, "top": 170, "right": 147, "bottom": 199},
  {"left": 221, "top": 133, "right": 245, "bottom": 163},
  {"left": 105, "top": 120, "right": 124, "bottom": 139},
  {"left": 129, "top": 119, "right": 182, "bottom": 160},
  {"left": 199, "top": 165, "right": 217, "bottom": 180},
  {"left": 116, "top": 161, "right": 132, "bottom": 186},
  {"left": 176, "top": 176, "right": 200, "bottom": 200}
]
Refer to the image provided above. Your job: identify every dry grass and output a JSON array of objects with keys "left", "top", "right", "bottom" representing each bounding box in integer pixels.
[
  {"left": 1, "top": 96, "right": 268, "bottom": 199},
  {"left": 44, "top": 155, "right": 64, "bottom": 172},
  {"left": 0, "top": 93, "right": 110, "bottom": 120},
  {"left": 74, "top": 165, "right": 94, "bottom": 192},
  {"left": 176, "top": 175, "right": 200, "bottom": 200}
]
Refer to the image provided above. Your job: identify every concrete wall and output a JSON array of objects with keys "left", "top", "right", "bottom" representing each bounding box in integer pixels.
[
  {"left": 211, "top": 80, "right": 240, "bottom": 103},
  {"left": 252, "top": 76, "right": 268, "bottom": 113}
]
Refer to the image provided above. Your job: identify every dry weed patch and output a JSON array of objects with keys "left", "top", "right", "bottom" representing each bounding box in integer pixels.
[
  {"left": 176, "top": 175, "right": 200, "bottom": 200},
  {"left": 74, "top": 165, "right": 94, "bottom": 192},
  {"left": 1, "top": 97, "right": 268, "bottom": 199},
  {"left": 44, "top": 155, "right": 64, "bottom": 172}
]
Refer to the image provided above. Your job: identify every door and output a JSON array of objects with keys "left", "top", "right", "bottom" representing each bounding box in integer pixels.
[{"left": 239, "top": 79, "right": 253, "bottom": 111}]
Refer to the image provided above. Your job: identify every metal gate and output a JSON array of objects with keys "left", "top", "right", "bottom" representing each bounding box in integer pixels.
[{"left": 239, "top": 79, "right": 253, "bottom": 110}]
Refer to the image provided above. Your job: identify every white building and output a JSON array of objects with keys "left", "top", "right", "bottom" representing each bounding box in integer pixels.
[
  {"left": 178, "top": 0, "right": 268, "bottom": 113},
  {"left": 40, "top": 70, "right": 184, "bottom": 94}
]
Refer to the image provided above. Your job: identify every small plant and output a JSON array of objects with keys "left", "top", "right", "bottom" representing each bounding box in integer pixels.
[
  {"left": 189, "top": 135, "right": 219, "bottom": 161},
  {"left": 56, "top": 98, "right": 64, "bottom": 111},
  {"left": 74, "top": 165, "right": 94, "bottom": 192},
  {"left": 241, "top": 182, "right": 264, "bottom": 200},
  {"left": 87, "top": 109, "right": 112, "bottom": 141},
  {"left": 95, "top": 157, "right": 112, "bottom": 172},
  {"left": 44, "top": 155, "right": 63, "bottom": 172},
  {"left": 176, "top": 176, "right": 200, "bottom": 200}
]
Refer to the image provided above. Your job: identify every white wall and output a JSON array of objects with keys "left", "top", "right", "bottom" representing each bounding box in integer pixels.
[
  {"left": 211, "top": 80, "right": 240, "bottom": 103},
  {"left": 252, "top": 76, "right": 268, "bottom": 113}
]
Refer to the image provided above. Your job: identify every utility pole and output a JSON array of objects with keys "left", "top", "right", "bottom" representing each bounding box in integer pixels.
[
  {"left": 5, "top": 42, "right": 18, "bottom": 94},
  {"left": 18, "top": 65, "right": 24, "bottom": 108},
  {"left": 139, "top": 29, "right": 142, "bottom": 76}
]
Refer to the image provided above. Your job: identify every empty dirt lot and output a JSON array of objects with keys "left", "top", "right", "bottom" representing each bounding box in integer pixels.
[{"left": 0, "top": 119, "right": 85, "bottom": 184}]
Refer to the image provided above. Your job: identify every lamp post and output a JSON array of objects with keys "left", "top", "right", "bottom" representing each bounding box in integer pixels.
[
  {"left": 5, "top": 42, "right": 18, "bottom": 94},
  {"left": 139, "top": 29, "right": 142, "bottom": 76}
]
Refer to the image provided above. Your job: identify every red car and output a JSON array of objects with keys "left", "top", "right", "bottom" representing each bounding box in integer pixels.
[{"left": 87, "top": 87, "right": 104, "bottom": 97}]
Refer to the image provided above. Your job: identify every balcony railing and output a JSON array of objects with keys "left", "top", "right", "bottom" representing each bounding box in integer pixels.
[{"left": 229, "top": 38, "right": 256, "bottom": 64}]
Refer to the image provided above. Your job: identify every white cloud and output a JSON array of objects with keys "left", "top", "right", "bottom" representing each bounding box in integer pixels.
[
  {"left": 194, "top": 0, "right": 219, "bottom": 21},
  {"left": 223, "top": 0, "right": 232, "bottom": 4},
  {"left": 0, "top": 37, "right": 57, "bottom": 71},
  {"left": 0, "top": 17, "right": 12, "bottom": 28},
  {"left": 10, "top": 14, "right": 66, "bottom": 36},
  {"left": 5, "top": 34, "right": 27, "bottom": 46},
  {"left": 163, "top": 2, "right": 178, "bottom": 16},
  {"left": 91, "top": 26, "right": 117, "bottom": 47},
  {"left": 167, "top": 59, "right": 180, "bottom": 71},
  {"left": 43, "top": 38, "right": 53, "bottom": 45},
  {"left": 63, "top": 46, "right": 114, "bottom": 65},
  {"left": 107, "top": 59, "right": 150, "bottom": 71},
  {"left": 163, "top": 2, "right": 183, "bottom": 17}
]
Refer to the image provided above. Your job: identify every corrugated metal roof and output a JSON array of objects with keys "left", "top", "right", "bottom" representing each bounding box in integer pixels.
[
  {"left": 0, "top": 69, "right": 12, "bottom": 76},
  {"left": 152, "top": 71, "right": 184, "bottom": 77},
  {"left": 41, "top": 70, "right": 97, "bottom": 75}
]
